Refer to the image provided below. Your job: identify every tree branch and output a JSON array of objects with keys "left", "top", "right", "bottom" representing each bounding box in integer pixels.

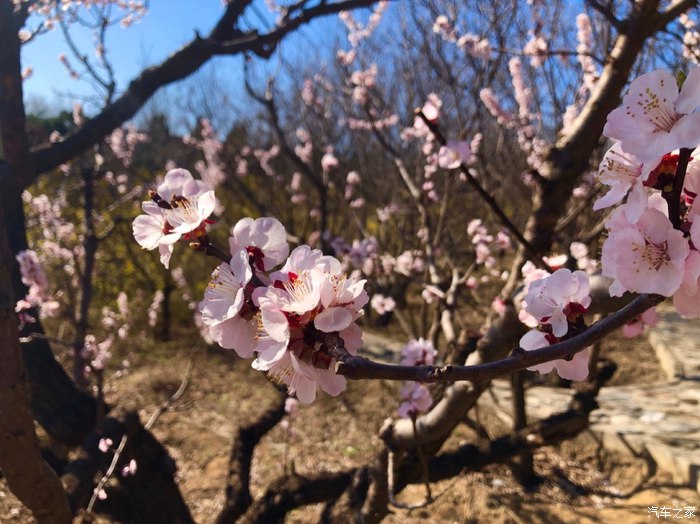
[
  {"left": 326, "top": 293, "right": 662, "bottom": 383},
  {"left": 28, "top": 0, "right": 381, "bottom": 183}
]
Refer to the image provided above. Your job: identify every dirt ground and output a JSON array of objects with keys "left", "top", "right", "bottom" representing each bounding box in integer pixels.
[{"left": 1, "top": 328, "right": 698, "bottom": 523}]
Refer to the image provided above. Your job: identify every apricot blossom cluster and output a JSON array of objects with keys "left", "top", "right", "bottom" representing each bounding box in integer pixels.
[
  {"left": 133, "top": 169, "right": 368, "bottom": 403},
  {"left": 595, "top": 68, "right": 700, "bottom": 317},
  {"left": 519, "top": 269, "right": 592, "bottom": 381}
]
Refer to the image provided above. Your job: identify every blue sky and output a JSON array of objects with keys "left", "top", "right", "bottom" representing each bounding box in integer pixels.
[{"left": 20, "top": 0, "right": 350, "bottom": 116}]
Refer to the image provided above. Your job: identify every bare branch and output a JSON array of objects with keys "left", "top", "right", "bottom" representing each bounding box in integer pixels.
[
  {"left": 326, "top": 293, "right": 663, "bottom": 383},
  {"left": 584, "top": 0, "right": 622, "bottom": 28},
  {"left": 416, "top": 110, "right": 548, "bottom": 270},
  {"left": 28, "top": 0, "right": 381, "bottom": 183},
  {"left": 656, "top": 0, "right": 698, "bottom": 28}
]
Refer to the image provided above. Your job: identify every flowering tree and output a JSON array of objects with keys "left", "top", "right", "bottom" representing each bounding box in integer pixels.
[{"left": 1, "top": 0, "right": 700, "bottom": 522}]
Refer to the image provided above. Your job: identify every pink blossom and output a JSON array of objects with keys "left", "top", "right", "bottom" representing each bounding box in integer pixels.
[
  {"left": 467, "top": 218, "right": 484, "bottom": 237},
  {"left": 456, "top": 34, "right": 491, "bottom": 61},
  {"left": 395, "top": 250, "right": 424, "bottom": 276},
  {"left": 523, "top": 269, "right": 590, "bottom": 337},
  {"left": 199, "top": 250, "right": 256, "bottom": 358},
  {"left": 523, "top": 35, "right": 548, "bottom": 68},
  {"left": 106, "top": 126, "right": 147, "bottom": 168},
  {"left": 16, "top": 250, "right": 49, "bottom": 306},
  {"left": 672, "top": 249, "right": 700, "bottom": 317},
  {"left": 520, "top": 329, "right": 591, "bottom": 381},
  {"left": 377, "top": 204, "right": 398, "bottom": 222},
  {"left": 284, "top": 397, "right": 299, "bottom": 416},
  {"left": 98, "top": 438, "right": 113, "bottom": 453},
  {"left": 400, "top": 338, "right": 437, "bottom": 366},
  {"left": 475, "top": 243, "right": 490, "bottom": 265},
  {"left": 569, "top": 242, "right": 597, "bottom": 273},
  {"left": 147, "top": 290, "right": 164, "bottom": 328},
  {"left": 543, "top": 254, "right": 568, "bottom": 270},
  {"left": 569, "top": 242, "right": 588, "bottom": 261},
  {"left": 496, "top": 231, "right": 511, "bottom": 250},
  {"left": 576, "top": 13, "right": 598, "bottom": 92},
  {"left": 228, "top": 217, "right": 289, "bottom": 272},
  {"left": 421, "top": 93, "right": 442, "bottom": 122},
  {"left": 397, "top": 382, "right": 433, "bottom": 418},
  {"left": 132, "top": 169, "right": 216, "bottom": 268},
  {"left": 509, "top": 58, "right": 532, "bottom": 121},
  {"left": 437, "top": 140, "right": 472, "bottom": 168},
  {"left": 253, "top": 247, "right": 367, "bottom": 403},
  {"left": 432, "top": 15, "right": 456, "bottom": 41},
  {"left": 290, "top": 172, "right": 303, "bottom": 192},
  {"left": 491, "top": 297, "right": 507, "bottom": 314},
  {"left": 480, "top": 89, "right": 513, "bottom": 125},
  {"left": 321, "top": 148, "right": 339, "bottom": 172},
  {"left": 346, "top": 237, "right": 378, "bottom": 271},
  {"left": 337, "top": 48, "right": 357, "bottom": 65},
  {"left": 370, "top": 293, "right": 396, "bottom": 315},
  {"left": 82, "top": 334, "right": 112, "bottom": 371},
  {"left": 680, "top": 14, "right": 700, "bottom": 65},
  {"left": 604, "top": 68, "right": 700, "bottom": 161},
  {"left": 466, "top": 133, "right": 481, "bottom": 156},
  {"left": 601, "top": 203, "right": 690, "bottom": 297},
  {"left": 346, "top": 171, "right": 361, "bottom": 185},
  {"left": 121, "top": 459, "right": 137, "bottom": 477},
  {"left": 594, "top": 142, "right": 656, "bottom": 222},
  {"left": 622, "top": 307, "right": 659, "bottom": 337}
]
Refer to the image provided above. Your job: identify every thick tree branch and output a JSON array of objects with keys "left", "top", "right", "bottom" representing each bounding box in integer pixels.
[
  {"left": 28, "top": 0, "right": 380, "bottom": 183},
  {"left": 656, "top": 0, "right": 698, "bottom": 27},
  {"left": 0, "top": 182, "right": 72, "bottom": 523},
  {"left": 522, "top": 0, "right": 674, "bottom": 262}
]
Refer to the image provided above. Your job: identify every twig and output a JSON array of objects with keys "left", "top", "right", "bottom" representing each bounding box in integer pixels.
[
  {"left": 191, "top": 241, "right": 230, "bottom": 264},
  {"left": 325, "top": 293, "right": 664, "bottom": 383},
  {"left": 145, "top": 347, "right": 197, "bottom": 430},
  {"left": 416, "top": 110, "right": 549, "bottom": 270},
  {"left": 84, "top": 348, "right": 197, "bottom": 515},
  {"left": 85, "top": 434, "right": 127, "bottom": 514},
  {"left": 19, "top": 332, "right": 76, "bottom": 347},
  {"left": 667, "top": 147, "right": 694, "bottom": 229}
]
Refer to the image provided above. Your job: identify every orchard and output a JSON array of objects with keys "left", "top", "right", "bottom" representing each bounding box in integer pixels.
[{"left": 1, "top": 0, "right": 699, "bottom": 522}]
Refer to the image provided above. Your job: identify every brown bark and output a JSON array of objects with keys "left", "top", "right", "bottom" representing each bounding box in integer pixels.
[
  {"left": 0, "top": 4, "right": 73, "bottom": 520},
  {"left": 510, "top": 370, "right": 538, "bottom": 487},
  {"left": 2, "top": 170, "right": 98, "bottom": 446},
  {"left": 0, "top": 200, "right": 72, "bottom": 523}
]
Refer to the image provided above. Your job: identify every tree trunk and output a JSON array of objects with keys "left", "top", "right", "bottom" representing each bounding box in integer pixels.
[{"left": 0, "top": 196, "right": 72, "bottom": 523}]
